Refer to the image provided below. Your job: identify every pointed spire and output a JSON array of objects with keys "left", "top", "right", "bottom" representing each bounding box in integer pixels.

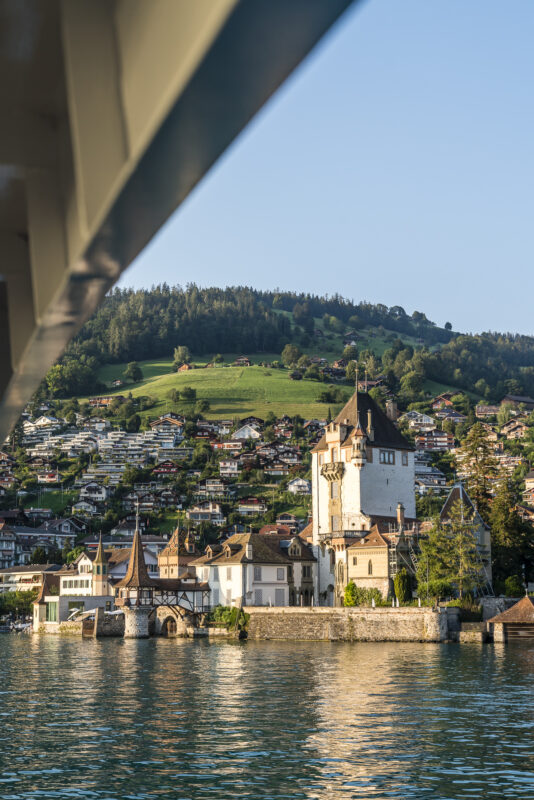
[
  {"left": 116, "top": 526, "right": 154, "bottom": 589},
  {"left": 94, "top": 531, "right": 106, "bottom": 566}
]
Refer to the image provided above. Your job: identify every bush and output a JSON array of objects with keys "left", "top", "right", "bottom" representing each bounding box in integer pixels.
[
  {"left": 207, "top": 605, "right": 249, "bottom": 631},
  {"left": 447, "top": 598, "right": 482, "bottom": 622},
  {"left": 393, "top": 568, "right": 411, "bottom": 604},
  {"left": 504, "top": 575, "right": 524, "bottom": 597},
  {"left": 343, "top": 582, "right": 384, "bottom": 607},
  {"left": 417, "top": 578, "right": 454, "bottom": 600}
]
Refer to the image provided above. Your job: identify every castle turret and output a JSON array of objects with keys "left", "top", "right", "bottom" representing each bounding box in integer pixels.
[{"left": 92, "top": 532, "right": 109, "bottom": 596}]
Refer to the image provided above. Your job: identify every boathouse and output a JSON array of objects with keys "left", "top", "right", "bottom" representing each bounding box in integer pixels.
[{"left": 488, "top": 595, "right": 534, "bottom": 642}]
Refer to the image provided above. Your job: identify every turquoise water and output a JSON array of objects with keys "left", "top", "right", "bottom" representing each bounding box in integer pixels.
[{"left": 0, "top": 636, "right": 533, "bottom": 799}]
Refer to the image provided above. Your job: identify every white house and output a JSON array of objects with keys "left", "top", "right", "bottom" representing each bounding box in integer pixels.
[
  {"left": 186, "top": 501, "right": 226, "bottom": 526},
  {"left": 287, "top": 477, "right": 311, "bottom": 495},
  {"left": 232, "top": 424, "right": 262, "bottom": 441},
  {"left": 219, "top": 459, "right": 239, "bottom": 478},
  {"left": 191, "top": 532, "right": 316, "bottom": 608},
  {"left": 79, "top": 482, "right": 110, "bottom": 503}
]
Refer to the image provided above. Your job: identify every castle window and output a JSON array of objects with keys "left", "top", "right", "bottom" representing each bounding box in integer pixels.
[
  {"left": 330, "top": 481, "right": 339, "bottom": 499},
  {"left": 368, "top": 560, "right": 373, "bottom": 575},
  {"left": 402, "top": 452, "right": 409, "bottom": 466},
  {"left": 319, "top": 454, "right": 324, "bottom": 465},
  {"left": 379, "top": 450, "right": 395, "bottom": 465},
  {"left": 352, "top": 557, "right": 357, "bottom": 566},
  {"left": 331, "top": 448, "right": 338, "bottom": 463},
  {"left": 331, "top": 515, "right": 341, "bottom": 532}
]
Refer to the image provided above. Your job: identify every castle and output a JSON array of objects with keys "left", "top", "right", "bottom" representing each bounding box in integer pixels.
[{"left": 310, "top": 389, "right": 417, "bottom": 605}]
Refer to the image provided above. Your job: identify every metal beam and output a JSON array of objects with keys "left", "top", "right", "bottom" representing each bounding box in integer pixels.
[{"left": 0, "top": 0, "right": 358, "bottom": 441}]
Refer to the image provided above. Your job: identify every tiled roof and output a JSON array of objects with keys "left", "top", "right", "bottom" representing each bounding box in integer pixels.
[
  {"left": 191, "top": 533, "right": 291, "bottom": 567},
  {"left": 311, "top": 391, "right": 412, "bottom": 453},
  {"left": 488, "top": 595, "right": 534, "bottom": 624}
]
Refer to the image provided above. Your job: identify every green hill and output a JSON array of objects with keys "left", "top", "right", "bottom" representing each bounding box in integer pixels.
[{"left": 94, "top": 360, "right": 347, "bottom": 420}]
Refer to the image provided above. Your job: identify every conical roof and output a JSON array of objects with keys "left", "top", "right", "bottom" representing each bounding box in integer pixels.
[
  {"left": 93, "top": 532, "right": 107, "bottom": 566},
  {"left": 115, "top": 528, "right": 155, "bottom": 589}
]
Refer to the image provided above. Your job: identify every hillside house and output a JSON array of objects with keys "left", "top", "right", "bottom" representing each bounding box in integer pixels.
[
  {"left": 219, "top": 459, "right": 239, "bottom": 478},
  {"left": 233, "top": 424, "right": 262, "bottom": 441},
  {"left": 287, "top": 477, "right": 311, "bottom": 495},
  {"left": 501, "top": 394, "right": 534, "bottom": 411},
  {"left": 431, "top": 393, "right": 454, "bottom": 410},
  {"left": 186, "top": 501, "right": 226, "bottom": 526},
  {"left": 238, "top": 497, "right": 268, "bottom": 516}
]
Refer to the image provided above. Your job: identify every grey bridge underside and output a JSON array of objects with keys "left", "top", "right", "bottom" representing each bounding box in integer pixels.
[{"left": 0, "top": 0, "right": 357, "bottom": 442}]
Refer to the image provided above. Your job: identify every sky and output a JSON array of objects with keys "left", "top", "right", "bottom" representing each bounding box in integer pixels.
[{"left": 119, "top": 0, "right": 534, "bottom": 335}]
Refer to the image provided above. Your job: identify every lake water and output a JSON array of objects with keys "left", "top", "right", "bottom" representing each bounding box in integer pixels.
[{"left": 0, "top": 636, "right": 533, "bottom": 799}]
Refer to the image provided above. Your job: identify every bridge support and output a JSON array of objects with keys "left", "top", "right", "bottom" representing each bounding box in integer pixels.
[{"left": 123, "top": 606, "right": 152, "bottom": 639}]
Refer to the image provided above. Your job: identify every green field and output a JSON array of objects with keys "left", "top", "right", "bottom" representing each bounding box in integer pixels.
[{"left": 94, "top": 361, "right": 347, "bottom": 420}]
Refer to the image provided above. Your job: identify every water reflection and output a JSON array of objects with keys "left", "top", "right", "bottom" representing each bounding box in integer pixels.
[{"left": 0, "top": 636, "right": 532, "bottom": 799}]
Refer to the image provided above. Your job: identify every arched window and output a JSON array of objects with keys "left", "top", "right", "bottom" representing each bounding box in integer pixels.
[{"left": 368, "top": 560, "right": 373, "bottom": 576}]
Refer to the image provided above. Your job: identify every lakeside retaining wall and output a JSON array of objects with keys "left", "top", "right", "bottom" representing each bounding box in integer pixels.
[{"left": 247, "top": 606, "right": 449, "bottom": 642}]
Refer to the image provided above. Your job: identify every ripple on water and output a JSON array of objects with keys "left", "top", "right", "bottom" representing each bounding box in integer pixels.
[{"left": 0, "top": 637, "right": 533, "bottom": 799}]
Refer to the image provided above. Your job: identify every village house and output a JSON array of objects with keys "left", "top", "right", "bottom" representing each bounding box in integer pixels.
[
  {"left": 232, "top": 424, "right": 262, "bottom": 441},
  {"left": 475, "top": 404, "right": 500, "bottom": 419},
  {"left": 158, "top": 528, "right": 199, "bottom": 579},
  {"left": 501, "top": 394, "right": 534, "bottom": 411},
  {"left": 0, "top": 563, "right": 60, "bottom": 594},
  {"left": 287, "top": 477, "right": 311, "bottom": 495},
  {"left": 190, "top": 532, "right": 316, "bottom": 607},
  {"left": 219, "top": 459, "right": 239, "bottom": 478},
  {"left": 238, "top": 497, "right": 268, "bottom": 516},
  {"left": 430, "top": 392, "right": 454, "bottom": 410},
  {"left": 415, "top": 430, "right": 455, "bottom": 452},
  {"left": 79, "top": 482, "right": 110, "bottom": 503},
  {"left": 399, "top": 411, "right": 436, "bottom": 432},
  {"left": 186, "top": 501, "right": 226, "bottom": 526},
  {"left": 501, "top": 419, "right": 529, "bottom": 440}
]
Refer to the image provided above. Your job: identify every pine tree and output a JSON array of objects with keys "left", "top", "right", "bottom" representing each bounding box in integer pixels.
[
  {"left": 489, "top": 479, "right": 532, "bottom": 585},
  {"left": 455, "top": 423, "right": 498, "bottom": 520}
]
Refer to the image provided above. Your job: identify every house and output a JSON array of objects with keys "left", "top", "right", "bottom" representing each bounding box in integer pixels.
[
  {"left": 0, "top": 525, "right": 22, "bottom": 568},
  {"left": 178, "top": 363, "right": 195, "bottom": 372},
  {"left": 501, "top": 419, "right": 529, "bottom": 440},
  {"left": 158, "top": 528, "right": 199, "bottom": 578},
  {"left": 79, "top": 482, "right": 110, "bottom": 503},
  {"left": 524, "top": 470, "right": 534, "bottom": 492},
  {"left": 275, "top": 513, "right": 300, "bottom": 532},
  {"left": 190, "top": 532, "right": 315, "bottom": 607},
  {"left": 72, "top": 499, "right": 102, "bottom": 517},
  {"left": 111, "top": 379, "right": 123, "bottom": 387},
  {"left": 194, "top": 479, "right": 235, "bottom": 501},
  {"left": 186, "top": 501, "right": 226, "bottom": 526},
  {"left": 434, "top": 408, "right": 466, "bottom": 424},
  {"left": 488, "top": 596, "right": 534, "bottom": 642},
  {"left": 219, "top": 459, "right": 239, "bottom": 478},
  {"left": 287, "top": 477, "right": 311, "bottom": 495},
  {"left": 415, "top": 430, "right": 455, "bottom": 452},
  {"left": 399, "top": 411, "right": 436, "bottom": 432},
  {"left": 151, "top": 460, "right": 181, "bottom": 477},
  {"left": 38, "top": 517, "right": 87, "bottom": 536},
  {"left": 232, "top": 424, "right": 262, "bottom": 441},
  {"left": 475, "top": 405, "right": 500, "bottom": 419},
  {"left": 234, "top": 356, "right": 251, "bottom": 367},
  {"left": 88, "top": 395, "right": 125, "bottom": 407},
  {"left": 501, "top": 394, "right": 534, "bottom": 411},
  {"left": 431, "top": 393, "right": 454, "bottom": 410},
  {"left": 150, "top": 413, "right": 185, "bottom": 431},
  {"left": 516, "top": 504, "right": 534, "bottom": 524},
  {"left": 238, "top": 497, "right": 268, "bottom": 516},
  {"left": 264, "top": 462, "right": 290, "bottom": 477},
  {"left": 0, "top": 563, "right": 61, "bottom": 594}
]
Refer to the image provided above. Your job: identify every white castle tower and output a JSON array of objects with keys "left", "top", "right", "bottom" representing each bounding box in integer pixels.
[{"left": 310, "top": 388, "right": 416, "bottom": 604}]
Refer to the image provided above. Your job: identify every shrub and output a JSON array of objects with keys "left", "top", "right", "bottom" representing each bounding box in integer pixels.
[
  {"left": 504, "top": 575, "right": 524, "bottom": 597},
  {"left": 393, "top": 568, "right": 411, "bottom": 604},
  {"left": 447, "top": 598, "right": 482, "bottom": 622}
]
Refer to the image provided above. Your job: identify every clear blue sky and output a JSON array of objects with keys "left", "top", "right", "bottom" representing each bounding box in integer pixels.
[{"left": 120, "top": 0, "right": 534, "bottom": 335}]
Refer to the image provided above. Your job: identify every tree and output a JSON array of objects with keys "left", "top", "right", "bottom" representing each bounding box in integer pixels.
[
  {"left": 281, "top": 343, "right": 301, "bottom": 367},
  {"left": 444, "top": 321, "right": 452, "bottom": 331},
  {"left": 126, "top": 413, "right": 141, "bottom": 432},
  {"left": 124, "top": 361, "right": 143, "bottom": 383},
  {"left": 213, "top": 353, "right": 224, "bottom": 363},
  {"left": 173, "top": 345, "right": 191, "bottom": 370},
  {"left": 393, "top": 568, "right": 411, "bottom": 604},
  {"left": 344, "top": 580, "right": 358, "bottom": 607},
  {"left": 181, "top": 386, "right": 196, "bottom": 402},
  {"left": 489, "top": 480, "right": 532, "bottom": 587},
  {"left": 504, "top": 575, "right": 524, "bottom": 597},
  {"left": 30, "top": 547, "right": 48, "bottom": 564},
  {"left": 417, "top": 501, "right": 482, "bottom": 599},
  {"left": 65, "top": 545, "right": 85, "bottom": 564},
  {"left": 455, "top": 423, "right": 498, "bottom": 520},
  {"left": 195, "top": 399, "right": 210, "bottom": 414},
  {"left": 343, "top": 345, "right": 358, "bottom": 361},
  {"left": 345, "top": 361, "right": 356, "bottom": 383}
]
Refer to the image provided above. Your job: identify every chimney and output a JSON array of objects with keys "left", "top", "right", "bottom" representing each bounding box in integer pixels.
[
  {"left": 386, "top": 400, "right": 398, "bottom": 421},
  {"left": 396, "top": 502, "right": 405, "bottom": 529},
  {"left": 367, "top": 409, "right": 374, "bottom": 441}
]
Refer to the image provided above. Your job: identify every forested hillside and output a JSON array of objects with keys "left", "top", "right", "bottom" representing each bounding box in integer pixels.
[{"left": 45, "top": 285, "right": 534, "bottom": 403}]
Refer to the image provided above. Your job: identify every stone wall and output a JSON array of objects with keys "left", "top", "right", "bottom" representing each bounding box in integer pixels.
[{"left": 247, "top": 606, "right": 448, "bottom": 642}]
